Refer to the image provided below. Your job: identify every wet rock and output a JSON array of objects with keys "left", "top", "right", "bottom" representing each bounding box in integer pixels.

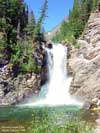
[
  {"left": 0, "top": 89, "right": 4, "bottom": 98},
  {"left": 2, "top": 92, "right": 17, "bottom": 105},
  {"left": 83, "top": 101, "right": 91, "bottom": 110},
  {"left": 16, "top": 92, "right": 24, "bottom": 103},
  {"left": 0, "top": 58, "right": 8, "bottom": 65},
  {"left": 66, "top": 45, "right": 72, "bottom": 59},
  {"left": 23, "top": 89, "right": 33, "bottom": 98},
  {"left": 48, "top": 43, "right": 53, "bottom": 49},
  {"left": 3, "top": 84, "right": 15, "bottom": 95},
  {"left": 40, "top": 66, "right": 48, "bottom": 86},
  {"left": 46, "top": 40, "right": 53, "bottom": 49}
]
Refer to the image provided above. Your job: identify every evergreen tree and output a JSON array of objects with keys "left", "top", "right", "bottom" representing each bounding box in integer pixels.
[
  {"left": 0, "top": 0, "right": 29, "bottom": 62},
  {"left": 0, "top": 0, "right": 28, "bottom": 44},
  {"left": 24, "top": 9, "right": 36, "bottom": 37},
  {"left": 53, "top": 0, "right": 98, "bottom": 43},
  {"left": 28, "top": 10, "right": 35, "bottom": 26},
  {"left": 33, "top": 0, "right": 48, "bottom": 37},
  {"left": 0, "top": 0, "right": 48, "bottom": 74}
]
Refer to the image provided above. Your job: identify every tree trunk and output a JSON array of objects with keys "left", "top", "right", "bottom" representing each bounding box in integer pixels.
[{"left": 17, "top": 19, "right": 21, "bottom": 40}]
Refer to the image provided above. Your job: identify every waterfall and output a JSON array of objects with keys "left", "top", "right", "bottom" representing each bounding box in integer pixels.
[
  {"left": 22, "top": 43, "right": 82, "bottom": 106},
  {"left": 44, "top": 44, "right": 72, "bottom": 104}
]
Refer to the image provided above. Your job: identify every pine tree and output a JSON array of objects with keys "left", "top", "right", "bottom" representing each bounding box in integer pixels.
[
  {"left": 68, "top": 0, "right": 81, "bottom": 38},
  {"left": 24, "top": 9, "right": 36, "bottom": 37},
  {"left": 0, "top": 0, "right": 28, "bottom": 44},
  {"left": 53, "top": 0, "right": 96, "bottom": 42},
  {"left": 33, "top": 0, "right": 48, "bottom": 37},
  {"left": 28, "top": 10, "right": 35, "bottom": 26}
]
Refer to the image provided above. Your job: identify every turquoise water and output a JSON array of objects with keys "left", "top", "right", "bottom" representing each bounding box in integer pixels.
[{"left": 0, "top": 106, "right": 95, "bottom": 133}]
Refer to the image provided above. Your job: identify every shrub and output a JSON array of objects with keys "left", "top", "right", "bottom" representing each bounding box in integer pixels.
[
  {"left": 20, "top": 55, "right": 41, "bottom": 74},
  {"left": 74, "top": 43, "right": 81, "bottom": 49}
]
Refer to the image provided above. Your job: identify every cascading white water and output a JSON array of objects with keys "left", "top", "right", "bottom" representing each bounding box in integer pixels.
[
  {"left": 22, "top": 43, "right": 82, "bottom": 106},
  {"left": 38, "top": 43, "right": 80, "bottom": 105},
  {"left": 44, "top": 44, "right": 72, "bottom": 105}
]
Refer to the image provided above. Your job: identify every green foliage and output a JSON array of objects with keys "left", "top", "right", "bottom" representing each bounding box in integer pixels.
[
  {"left": 24, "top": 10, "right": 36, "bottom": 38},
  {"left": 10, "top": 41, "right": 41, "bottom": 74},
  {"left": 92, "top": 0, "right": 98, "bottom": 11},
  {"left": 0, "top": 39, "right": 7, "bottom": 50},
  {"left": 0, "top": 0, "right": 48, "bottom": 75},
  {"left": 74, "top": 43, "right": 81, "bottom": 49},
  {"left": 53, "top": 0, "right": 99, "bottom": 44},
  {"left": 0, "top": 0, "right": 27, "bottom": 44},
  {"left": 10, "top": 42, "right": 24, "bottom": 63},
  {"left": 20, "top": 56, "right": 41, "bottom": 73},
  {"left": 33, "top": 0, "right": 48, "bottom": 36},
  {"left": 65, "top": 34, "right": 76, "bottom": 45}
]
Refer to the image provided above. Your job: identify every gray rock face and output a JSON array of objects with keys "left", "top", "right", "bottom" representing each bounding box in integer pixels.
[
  {"left": 0, "top": 64, "right": 41, "bottom": 105},
  {"left": 69, "top": 12, "right": 100, "bottom": 106}
]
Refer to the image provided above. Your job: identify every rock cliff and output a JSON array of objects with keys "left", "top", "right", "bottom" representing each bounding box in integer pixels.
[
  {"left": 0, "top": 64, "right": 41, "bottom": 105},
  {"left": 0, "top": 40, "right": 48, "bottom": 105},
  {"left": 69, "top": 12, "right": 100, "bottom": 107}
]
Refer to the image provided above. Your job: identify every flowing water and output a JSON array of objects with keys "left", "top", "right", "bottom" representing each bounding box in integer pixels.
[
  {"left": 43, "top": 44, "right": 80, "bottom": 105},
  {"left": 23, "top": 43, "right": 82, "bottom": 106}
]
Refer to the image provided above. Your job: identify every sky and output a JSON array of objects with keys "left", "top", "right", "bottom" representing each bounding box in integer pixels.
[{"left": 25, "top": 0, "right": 74, "bottom": 32}]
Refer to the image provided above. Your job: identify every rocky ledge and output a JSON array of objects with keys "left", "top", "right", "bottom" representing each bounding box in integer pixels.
[
  {"left": 69, "top": 12, "right": 100, "bottom": 107},
  {"left": 0, "top": 64, "right": 41, "bottom": 105}
]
